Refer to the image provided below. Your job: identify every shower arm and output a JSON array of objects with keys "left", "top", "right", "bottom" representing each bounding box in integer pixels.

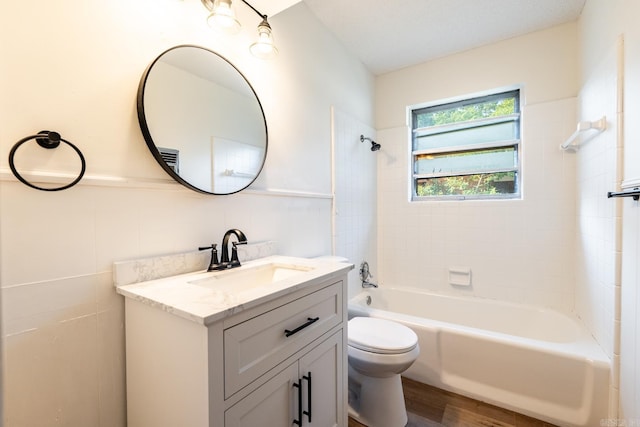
[{"left": 360, "top": 134, "right": 381, "bottom": 151}]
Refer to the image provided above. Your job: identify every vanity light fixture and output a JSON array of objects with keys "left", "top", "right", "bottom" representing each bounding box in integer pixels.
[
  {"left": 201, "top": 0, "right": 278, "bottom": 59},
  {"left": 249, "top": 17, "right": 278, "bottom": 59},
  {"left": 205, "top": 0, "right": 241, "bottom": 34}
]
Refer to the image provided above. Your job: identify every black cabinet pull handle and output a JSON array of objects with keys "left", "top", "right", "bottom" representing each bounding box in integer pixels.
[
  {"left": 303, "top": 372, "right": 312, "bottom": 422},
  {"left": 292, "top": 379, "right": 302, "bottom": 425},
  {"left": 285, "top": 317, "right": 320, "bottom": 337}
]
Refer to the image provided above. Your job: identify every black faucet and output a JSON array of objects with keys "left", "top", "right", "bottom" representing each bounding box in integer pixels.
[
  {"left": 221, "top": 229, "right": 247, "bottom": 268},
  {"left": 200, "top": 229, "right": 248, "bottom": 271}
]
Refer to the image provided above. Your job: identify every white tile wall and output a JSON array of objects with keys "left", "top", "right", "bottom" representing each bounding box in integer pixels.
[
  {"left": 574, "top": 40, "right": 620, "bottom": 359},
  {"left": 1, "top": 270, "right": 123, "bottom": 425},
  {"left": 620, "top": 198, "right": 639, "bottom": 420},
  {"left": 0, "top": 182, "right": 333, "bottom": 426},
  {"left": 377, "top": 98, "right": 578, "bottom": 312},
  {"left": 332, "top": 108, "right": 377, "bottom": 297}
]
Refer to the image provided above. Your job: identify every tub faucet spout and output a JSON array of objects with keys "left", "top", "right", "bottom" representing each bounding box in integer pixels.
[{"left": 362, "top": 280, "right": 378, "bottom": 288}]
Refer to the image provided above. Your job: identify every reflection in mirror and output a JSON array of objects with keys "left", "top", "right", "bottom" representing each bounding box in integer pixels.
[{"left": 137, "top": 45, "right": 267, "bottom": 194}]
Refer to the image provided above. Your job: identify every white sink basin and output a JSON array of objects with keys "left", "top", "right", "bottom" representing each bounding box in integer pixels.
[{"left": 188, "top": 262, "right": 314, "bottom": 294}]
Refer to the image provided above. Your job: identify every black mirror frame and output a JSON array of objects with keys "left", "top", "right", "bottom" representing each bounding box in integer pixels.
[{"left": 136, "top": 44, "right": 268, "bottom": 195}]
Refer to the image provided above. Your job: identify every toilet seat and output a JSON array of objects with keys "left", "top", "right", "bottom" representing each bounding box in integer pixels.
[{"left": 348, "top": 317, "right": 418, "bottom": 355}]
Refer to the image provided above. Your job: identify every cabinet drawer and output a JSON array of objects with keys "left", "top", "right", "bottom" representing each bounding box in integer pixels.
[{"left": 224, "top": 281, "right": 343, "bottom": 398}]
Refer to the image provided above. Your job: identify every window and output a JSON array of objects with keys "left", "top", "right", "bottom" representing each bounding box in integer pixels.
[{"left": 411, "top": 89, "right": 521, "bottom": 200}]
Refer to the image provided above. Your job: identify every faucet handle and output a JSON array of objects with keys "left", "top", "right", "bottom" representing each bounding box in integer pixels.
[
  {"left": 229, "top": 241, "right": 247, "bottom": 267},
  {"left": 199, "top": 244, "right": 220, "bottom": 271},
  {"left": 359, "top": 261, "right": 373, "bottom": 281}
]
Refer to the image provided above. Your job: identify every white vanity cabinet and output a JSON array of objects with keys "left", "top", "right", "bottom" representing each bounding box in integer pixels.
[
  {"left": 122, "top": 272, "right": 348, "bottom": 427},
  {"left": 225, "top": 330, "right": 343, "bottom": 427}
]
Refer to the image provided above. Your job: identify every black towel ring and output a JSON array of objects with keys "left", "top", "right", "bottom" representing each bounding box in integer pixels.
[{"left": 8, "top": 131, "right": 86, "bottom": 191}]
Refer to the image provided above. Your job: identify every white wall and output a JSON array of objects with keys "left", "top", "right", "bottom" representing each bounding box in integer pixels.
[
  {"left": 619, "top": 201, "right": 640, "bottom": 421},
  {"left": 0, "top": 1, "right": 374, "bottom": 425},
  {"left": 574, "top": 37, "right": 621, "bottom": 358},
  {"left": 332, "top": 108, "right": 377, "bottom": 297},
  {"left": 578, "top": 0, "right": 640, "bottom": 420},
  {"left": 375, "top": 24, "right": 580, "bottom": 312}
]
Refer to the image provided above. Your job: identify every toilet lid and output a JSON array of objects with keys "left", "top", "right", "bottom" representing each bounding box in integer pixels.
[{"left": 348, "top": 317, "right": 418, "bottom": 354}]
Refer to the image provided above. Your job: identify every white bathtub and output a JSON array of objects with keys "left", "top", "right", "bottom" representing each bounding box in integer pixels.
[{"left": 348, "top": 288, "right": 610, "bottom": 427}]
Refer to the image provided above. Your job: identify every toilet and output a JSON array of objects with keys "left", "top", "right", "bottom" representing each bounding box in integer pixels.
[
  {"left": 312, "top": 256, "right": 419, "bottom": 426},
  {"left": 347, "top": 316, "right": 420, "bottom": 427}
]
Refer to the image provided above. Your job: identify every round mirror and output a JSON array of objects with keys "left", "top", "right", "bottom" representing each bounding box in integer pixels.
[{"left": 137, "top": 45, "right": 267, "bottom": 194}]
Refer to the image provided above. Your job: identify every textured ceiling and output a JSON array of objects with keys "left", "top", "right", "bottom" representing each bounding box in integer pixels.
[{"left": 301, "top": 0, "right": 586, "bottom": 75}]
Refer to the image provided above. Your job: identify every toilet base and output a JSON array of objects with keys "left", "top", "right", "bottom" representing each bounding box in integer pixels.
[{"left": 347, "top": 365, "right": 408, "bottom": 427}]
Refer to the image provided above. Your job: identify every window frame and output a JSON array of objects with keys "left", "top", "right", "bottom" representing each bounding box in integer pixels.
[{"left": 409, "top": 88, "right": 522, "bottom": 201}]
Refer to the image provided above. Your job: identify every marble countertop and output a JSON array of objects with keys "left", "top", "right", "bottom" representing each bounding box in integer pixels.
[{"left": 116, "top": 255, "right": 353, "bottom": 326}]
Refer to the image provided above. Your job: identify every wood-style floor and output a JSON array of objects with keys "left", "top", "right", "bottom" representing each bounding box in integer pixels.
[{"left": 348, "top": 377, "right": 558, "bottom": 427}]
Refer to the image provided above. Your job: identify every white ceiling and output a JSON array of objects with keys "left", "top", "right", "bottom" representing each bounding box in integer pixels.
[
  {"left": 297, "top": 0, "right": 586, "bottom": 75},
  {"left": 251, "top": 0, "right": 301, "bottom": 18}
]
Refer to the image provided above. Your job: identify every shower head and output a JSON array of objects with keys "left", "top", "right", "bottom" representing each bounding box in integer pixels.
[{"left": 360, "top": 135, "right": 381, "bottom": 152}]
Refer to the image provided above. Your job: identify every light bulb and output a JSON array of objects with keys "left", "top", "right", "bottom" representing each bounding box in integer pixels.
[
  {"left": 207, "top": 0, "right": 240, "bottom": 34},
  {"left": 250, "top": 18, "right": 278, "bottom": 59}
]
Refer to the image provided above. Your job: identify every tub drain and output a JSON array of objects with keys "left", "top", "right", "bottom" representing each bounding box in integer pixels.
[{"left": 366, "top": 295, "right": 372, "bottom": 305}]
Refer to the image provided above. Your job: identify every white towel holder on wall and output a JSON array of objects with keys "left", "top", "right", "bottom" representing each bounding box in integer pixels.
[{"left": 560, "top": 116, "right": 607, "bottom": 151}]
